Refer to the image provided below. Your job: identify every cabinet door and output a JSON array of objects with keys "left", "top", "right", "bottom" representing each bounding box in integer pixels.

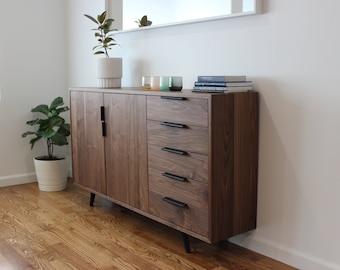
[
  {"left": 70, "top": 91, "right": 106, "bottom": 194},
  {"left": 105, "top": 93, "right": 148, "bottom": 211}
]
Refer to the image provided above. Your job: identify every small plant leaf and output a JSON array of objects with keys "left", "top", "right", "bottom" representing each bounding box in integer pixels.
[
  {"left": 98, "top": 11, "right": 107, "bottom": 24},
  {"left": 84, "top": 14, "right": 98, "bottom": 25},
  {"left": 141, "top": 15, "right": 147, "bottom": 25},
  {"left": 21, "top": 131, "right": 36, "bottom": 138}
]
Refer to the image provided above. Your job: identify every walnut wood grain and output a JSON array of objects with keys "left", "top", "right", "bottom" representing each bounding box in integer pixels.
[
  {"left": 70, "top": 91, "right": 106, "bottom": 194},
  {"left": 233, "top": 92, "right": 259, "bottom": 235},
  {"left": 148, "top": 144, "right": 208, "bottom": 183},
  {"left": 70, "top": 91, "right": 148, "bottom": 212},
  {"left": 148, "top": 191, "right": 209, "bottom": 237},
  {"left": 104, "top": 93, "right": 148, "bottom": 211},
  {"left": 209, "top": 93, "right": 235, "bottom": 242},
  {"left": 209, "top": 92, "right": 259, "bottom": 242},
  {"left": 147, "top": 96, "right": 208, "bottom": 127},
  {"left": 148, "top": 167, "right": 208, "bottom": 210},
  {"left": 147, "top": 120, "right": 208, "bottom": 155}
]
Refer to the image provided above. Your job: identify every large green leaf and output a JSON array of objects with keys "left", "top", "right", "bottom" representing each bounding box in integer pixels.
[
  {"left": 49, "top": 116, "right": 64, "bottom": 126},
  {"left": 42, "top": 129, "right": 57, "bottom": 139},
  {"left": 29, "top": 136, "right": 42, "bottom": 149},
  {"left": 58, "top": 123, "right": 70, "bottom": 136},
  {"left": 25, "top": 118, "right": 41, "bottom": 126},
  {"left": 51, "top": 132, "right": 68, "bottom": 146},
  {"left": 50, "top": 96, "right": 64, "bottom": 110},
  {"left": 31, "top": 104, "right": 49, "bottom": 116},
  {"left": 55, "top": 107, "right": 69, "bottom": 115}
]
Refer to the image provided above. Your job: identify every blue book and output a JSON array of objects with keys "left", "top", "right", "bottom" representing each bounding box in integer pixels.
[
  {"left": 192, "top": 86, "right": 253, "bottom": 92},
  {"left": 194, "top": 81, "right": 252, "bottom": 87}
]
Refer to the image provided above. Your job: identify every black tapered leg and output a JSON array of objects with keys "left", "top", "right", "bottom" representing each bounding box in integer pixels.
[
  {"left": 182, "top": 233, "right": 191, "bottom": 253},
  {"left": 90, "top": 192, "right": 96, "bottom": 206}
]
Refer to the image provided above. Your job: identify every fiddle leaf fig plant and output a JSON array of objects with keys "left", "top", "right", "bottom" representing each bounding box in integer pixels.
[
  {"left": 84, "top": 11, "right": 118, "bottom": 58},
  {"left": 21, "top": 97, "right": 70, "bottom": 160}
]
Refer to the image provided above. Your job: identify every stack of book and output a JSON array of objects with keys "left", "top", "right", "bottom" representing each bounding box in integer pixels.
[{"left": 192, "top": 75, "right": 252, "bottom": 93}]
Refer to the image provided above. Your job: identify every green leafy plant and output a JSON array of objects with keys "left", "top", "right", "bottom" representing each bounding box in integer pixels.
[
  {"left": 22, "top": 97, "right": 70, "bottom": 160},
  {"left": 84, "top": 11, "right": 118, "bottom": 58},
  {"left": 135, "top": 15, "right": 152, "bottom": 27}
]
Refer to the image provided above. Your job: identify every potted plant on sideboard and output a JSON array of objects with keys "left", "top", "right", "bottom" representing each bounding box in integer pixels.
[
  {"left": 84, "top": 11, "right": 122, "bottom": 88},
  {"left": 22, "top": 96, "right": 70, "bottom": 192}
]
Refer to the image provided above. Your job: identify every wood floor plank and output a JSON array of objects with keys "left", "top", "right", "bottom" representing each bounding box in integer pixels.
[
  {"left": 0, "top": 238, "right": 34, "bottom": 269},
  {"left": 0, "top": 181, "right": 297, "bottom": 270}
]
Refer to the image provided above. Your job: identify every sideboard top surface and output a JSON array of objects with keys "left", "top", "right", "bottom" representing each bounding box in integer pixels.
[{"left": 69, "top": 87, "right": 239, "bottom": 99}]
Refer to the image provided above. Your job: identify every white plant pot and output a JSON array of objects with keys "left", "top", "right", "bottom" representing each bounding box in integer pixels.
[
  {"left": 34, "top": 157, "right": 68, "bottom": 192},
  {"left": 97, "top": 58, "right": 122, "bottom": 88}
]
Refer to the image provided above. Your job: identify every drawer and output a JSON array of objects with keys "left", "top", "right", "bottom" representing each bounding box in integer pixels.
[
  {"left": 149, "top": 191, "right": 208, "bottom": 237},
  {"left": 147, "top": 96, "right": 208, "bottom": 127},
  {"left": 148, "top": 144, "right": 208, "bottom": 183},
  {"left": 147, "top": 120, "right": 208, "bottom": 155},
  {"left": 149, "top": 167, "right": 208, "bottom": 210}
]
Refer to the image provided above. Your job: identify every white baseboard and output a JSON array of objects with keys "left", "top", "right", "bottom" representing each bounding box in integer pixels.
[
  {"left": 0, "top": 173, "right": 37, "bottom": 187},
  {"left": 230, "top": 233, "right": 340, "bottom": 270},
  {"left": 0, "top": 169, "right": 73, "bottom": 188}
]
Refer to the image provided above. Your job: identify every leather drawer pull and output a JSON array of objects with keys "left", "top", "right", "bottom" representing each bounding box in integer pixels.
[
  {"left": 102, "top": 122, "right": 106, "bottom": 137},
  {"left": 100, "top": 106, "right": 106, "bottom": 137},
  {"left": 162, "top": 172, "right": 187, "bottom": 182},
  {"left": 161, "top": 122, "right": 187, "bottom": 128},
  {"left": 160, "top": 96, "right": 187, "bottom": 101},
  {"left": 100, "top": 106, "right": 105, "bottom": 121},
  {"left": 163, "top": 197, "right": 187, "bottom": 208},
  {"left": 161, "top": 147, "right": 187, "bottom": 155}
]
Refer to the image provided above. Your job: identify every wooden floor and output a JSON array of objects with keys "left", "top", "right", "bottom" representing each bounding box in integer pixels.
[{"left": 0, "top": 181, "right": 297, "bottom": 270}]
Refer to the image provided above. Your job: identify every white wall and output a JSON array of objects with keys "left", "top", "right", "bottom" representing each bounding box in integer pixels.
[
  {"left": 0, "top": 0, "right": 68, "bottom": 186},
  {"left": 66, "top": 0, "right": 106, "bottom": 88},
  {"left": 1, "top": 1, "right": 340, "bottom": 269}
]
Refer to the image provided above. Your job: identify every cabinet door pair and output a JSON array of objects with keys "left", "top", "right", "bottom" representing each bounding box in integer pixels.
[{"left": 70, "top": 91, "right": 148, "bottom": 211}]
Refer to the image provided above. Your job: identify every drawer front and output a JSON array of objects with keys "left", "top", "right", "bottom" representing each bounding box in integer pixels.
[
  {"left": 149, "top": 167, "right": 208, "bottom": 210},
  {"left": 148, "top": 144, "right": 208, "bottom": 183},
  {"left": 149, "top": 191, "right": 208, "bottom": 237},
  {"left": 147, "top": 120, "right": 208, "bottom": 155},
  {"left": 147, "top": 96, "right": 208, "bottom": 127}
]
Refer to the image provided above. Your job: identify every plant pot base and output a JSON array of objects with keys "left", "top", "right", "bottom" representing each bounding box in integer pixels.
[
  {"left": 99, "top": 78, "right": 121, "bottom": 88},
  {"left": 97, "top": 58, "right": 122, "bottom": 89},
  {"left": 38, "top": 181, "right": 67, "bottom": 192}
]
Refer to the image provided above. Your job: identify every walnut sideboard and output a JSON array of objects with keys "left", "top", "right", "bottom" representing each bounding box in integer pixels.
[{"left": 70, "top": 87, "right": 259, "bottom": 252}]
